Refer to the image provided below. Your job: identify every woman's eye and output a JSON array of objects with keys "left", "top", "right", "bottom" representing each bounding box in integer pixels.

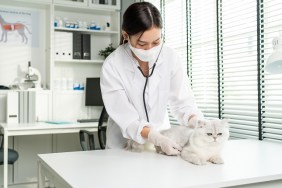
[{"left": 207, "top": 133, "right": 212, "bottom": 136}]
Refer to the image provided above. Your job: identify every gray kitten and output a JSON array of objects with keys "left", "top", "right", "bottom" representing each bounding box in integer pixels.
[{"left": 125, "top": 118, "right": 229, "bottom": 165}]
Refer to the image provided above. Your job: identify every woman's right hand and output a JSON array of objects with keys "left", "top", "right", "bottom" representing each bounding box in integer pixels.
[{"left": 148, "top": 130, "right": 182, "bottom": 155}]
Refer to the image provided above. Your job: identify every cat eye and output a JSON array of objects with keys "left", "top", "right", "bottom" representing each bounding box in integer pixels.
[
  {"left": 207, "top": 133, "right": 212, "bottom": 136},
  {"left": 217, "top": 133, "right": 222, "bottom": 136}
]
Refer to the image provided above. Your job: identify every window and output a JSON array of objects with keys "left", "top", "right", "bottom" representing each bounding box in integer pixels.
[
  {"left": 189, "top": 0, "right": 219, "bottom": 119},
  {"left": 220, "top": 0, "right": 259, "bottom": 139},
  {"left": 145, "top": 0, "right": 282, "bottom": 142},
  {"left": 261, "top": 0, "right": 282, "bottom": 142}
]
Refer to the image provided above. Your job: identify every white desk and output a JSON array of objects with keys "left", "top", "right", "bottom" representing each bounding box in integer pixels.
[
  {"left": 0, "top": 122, "right": 98, "bottom": 188},
  {"left": 37, "top": 139, "right": 282, "bottom": 188}
]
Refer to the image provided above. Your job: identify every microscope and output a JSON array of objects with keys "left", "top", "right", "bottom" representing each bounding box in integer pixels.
[{"left": 25, "top": 61, "right": 42, "bottom": 89}]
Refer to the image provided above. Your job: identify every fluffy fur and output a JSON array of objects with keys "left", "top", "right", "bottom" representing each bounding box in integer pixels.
[
  {"left": 179, "top": 119, "right": 229, "bottom": 165},
  {"left": 125, "top": 119, "right": 229, "bottom": 165}
]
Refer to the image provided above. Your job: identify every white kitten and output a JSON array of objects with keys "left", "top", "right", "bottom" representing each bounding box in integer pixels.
[
  {"left": 153, "top": 118, "right": 229, "bottom": 165},
  {"left": 125, "top": 119, "right": 229, "bottom": 166}
]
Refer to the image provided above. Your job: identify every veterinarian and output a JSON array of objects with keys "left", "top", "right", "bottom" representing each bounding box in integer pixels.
[{"left": 100, "top": 2, "right": 203, "bottom": 155}]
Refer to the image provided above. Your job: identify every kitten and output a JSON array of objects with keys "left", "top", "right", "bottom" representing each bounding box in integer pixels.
[
  {"left": 125, "top": 119, "right": 229, "bottom": 166},
  {"left": 125, "top": 139, "right": 145, "bottom": 152},
  {"left": 161, "top": 119, "right": 229, "bottom": 165}
]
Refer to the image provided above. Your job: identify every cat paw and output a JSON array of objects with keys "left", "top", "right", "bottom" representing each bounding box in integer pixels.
[
  {"left": 209, "top": 156, "right": 224, "bottom": 164},
  {"left": 155, "top": 146, "right": 165, "bottom": 154},
  {"left": 190, "top": 158, "right": 207, "bottom": 165},
  {"left": 181, "top": 155, "right": 207, "bottom": 165},
  {"left": 125, "top": 140, "right": 144, "bottom": 152}
]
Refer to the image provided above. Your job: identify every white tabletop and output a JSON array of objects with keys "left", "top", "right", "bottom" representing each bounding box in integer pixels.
[
  {"left": 1, "top": 121, "right": 99, "bottom": 188},
  {"left": 38, "top": 139, "right": 282, "bottom": 188},
  {"left": 0, "top": 122, "right": 98, "bottom": 136}
]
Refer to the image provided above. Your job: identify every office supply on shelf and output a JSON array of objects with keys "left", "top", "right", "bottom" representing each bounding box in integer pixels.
[
  {"left": 82, "top": 34, "right": 91, "bottom": 59},
  {"left": 55, "top": 31, "right": 73, "bottom": 60},
  {"left": 73, "top": 32, "right": 82, "bottom": 59},
  {"left": 18, "top": 91, "right": 36, "bottom": 123},
  {"left": 6, "top": 92, "right": 19, "bottom": 123}
]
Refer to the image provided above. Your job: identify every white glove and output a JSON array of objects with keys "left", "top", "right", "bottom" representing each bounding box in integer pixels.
[
  {"left": 188, "top": 115, "right": 198, "bottom": 128},
  {"left": 188, "top": 116, "right": 207, "bottom": 128},
  {"left": 148, "top": 130, "right": 182, "bottom": 156}
]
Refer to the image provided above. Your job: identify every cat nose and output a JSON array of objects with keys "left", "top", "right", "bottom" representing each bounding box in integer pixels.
[{"left": 213, "top": 137, "right": 217, "bottom": 141}]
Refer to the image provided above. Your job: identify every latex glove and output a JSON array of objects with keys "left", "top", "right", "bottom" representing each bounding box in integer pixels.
[
  {"left": 188, "top": 116, "right": 208, "bottom": 128},
  {"left": 148, "top": 130, "right": 182, "bottom": 156},
  {"left": 188, "top": 115, "right": 198, "bottom": 128}
]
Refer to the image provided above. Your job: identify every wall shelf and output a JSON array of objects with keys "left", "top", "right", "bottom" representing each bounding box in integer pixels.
[
  {"left": 54, "top": 27, "right": 119, "bottom": 35},
  {"left": 54, "top": 3, "right": 120, "bottom": 14},
  {"left": 54, "top": 59, "right": 104, "bottom": 64}
]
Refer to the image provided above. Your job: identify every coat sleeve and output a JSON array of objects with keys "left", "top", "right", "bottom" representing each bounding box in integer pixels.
[
  {"left": 168, "top": 51, "right": 204, "bottom": 126},
  {"left": 100, "top": 57, "right": 148, "bottom": 144}
]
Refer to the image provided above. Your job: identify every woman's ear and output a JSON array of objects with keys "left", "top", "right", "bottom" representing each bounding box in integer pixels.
[{"left": 122, "top": 31, "right": 129, "bottom": 40}]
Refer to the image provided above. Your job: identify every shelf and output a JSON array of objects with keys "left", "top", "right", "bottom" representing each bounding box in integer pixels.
[
  {"left": 54, "top": 3, "right": 120, "bottom": 14},
  {"left": 53, "top": 90, "right": 84, "bottom": 94},
  {"left": 54, "top": 27, "right": 119, "bottom": 35},
  {"left": 54, "top": 59, "right": 104, "bottom": 64}
]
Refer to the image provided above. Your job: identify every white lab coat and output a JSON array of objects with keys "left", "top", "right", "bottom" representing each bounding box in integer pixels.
[{"left": 100, "top": 43, "right": 203, "bottom": 149}]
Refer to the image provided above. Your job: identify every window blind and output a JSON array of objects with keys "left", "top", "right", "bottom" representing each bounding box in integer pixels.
[
  {"left": 220, "top": 0, "right": 259, "bottom": 139},
  {"left": 146, "top": 0, "right": 282, "bottom": 141},
  {"left": 189, "top": 0, "right": 219, "bottom": 119},
  {"left": 261, "top": 0, "right": 282, "bottom": 142},
  {"left": 163, "top": 0, "right": 188, "bottom": 125},
  {"left": 163, "top": 0, "right": 187, "bottom": 71},
  {"left": 145, "top": 0, "right": 161, "bottom": 10}
]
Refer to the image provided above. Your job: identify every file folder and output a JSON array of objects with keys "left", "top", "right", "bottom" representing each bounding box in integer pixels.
[{"left": 82, "top": 34, "right": 91, "bottom": 60}]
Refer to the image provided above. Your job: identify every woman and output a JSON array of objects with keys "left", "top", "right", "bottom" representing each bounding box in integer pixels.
[{"left": 100, "top": 2, "right": 203, "bottom": 155}]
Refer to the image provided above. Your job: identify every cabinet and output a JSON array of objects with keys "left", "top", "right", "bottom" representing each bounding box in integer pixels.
[
  {"left": 52, "top": 2, "right": 120, "bottom": 90},
  {"left": 0, "top": 0, "right": 120, "bottom": 90}
]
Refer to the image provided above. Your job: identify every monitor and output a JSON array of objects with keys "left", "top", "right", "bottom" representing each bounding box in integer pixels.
[{"left": 85, "top": 77, "right": 104, "bottom": 106}]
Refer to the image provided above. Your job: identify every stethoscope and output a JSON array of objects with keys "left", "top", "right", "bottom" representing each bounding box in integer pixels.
[{"left": 123, "top": 42, "right": 164, "bottom": 122}]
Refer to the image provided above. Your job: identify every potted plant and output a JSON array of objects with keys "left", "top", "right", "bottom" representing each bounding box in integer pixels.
[{"left": 99, "top": 43, "right": 116, "bottom": 59}]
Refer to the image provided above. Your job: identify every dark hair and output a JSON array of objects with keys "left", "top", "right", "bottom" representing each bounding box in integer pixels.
[{"left": 120, "top": 2, "right": 163, "bottom": 45}]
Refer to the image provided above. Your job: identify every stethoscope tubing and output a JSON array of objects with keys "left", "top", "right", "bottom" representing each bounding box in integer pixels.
[
  {"left": 123, "top": 42, "right": 164, "bottom": 122},
  {"left": 137, "top": 44, "right": 163, "bottom": 122}
]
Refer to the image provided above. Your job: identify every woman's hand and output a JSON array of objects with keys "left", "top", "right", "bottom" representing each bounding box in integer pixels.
[{"left": 148, "top": 130, "right": 182, "bottom": 155}]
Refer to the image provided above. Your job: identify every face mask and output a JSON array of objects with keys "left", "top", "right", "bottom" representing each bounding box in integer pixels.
[{"left": 128, "top": 40, "right": 162, "bottom": 62}]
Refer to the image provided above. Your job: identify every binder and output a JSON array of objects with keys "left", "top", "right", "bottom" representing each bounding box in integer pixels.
[
  {"left": 73, "top": 32, "right": 82, "bottom": 59},
  {"left": 6, "top": 91, "right": 19, "bottom": 123},
  {"left": 82, "top": 34, "right": 91, "bottom": 60},
  {"left": 28, "top": 91, "right": 36, "bottom": 123},
  {"left": 55, "top": 31, "right": 73, "bottom": 60},
  {"left": 19, "top": 91, "right": 24, "bottom": 123}
]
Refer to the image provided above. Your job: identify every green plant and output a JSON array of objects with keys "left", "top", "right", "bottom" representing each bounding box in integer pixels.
[{"left": 99, "top": 43, "right": 116, "bottom": 59}]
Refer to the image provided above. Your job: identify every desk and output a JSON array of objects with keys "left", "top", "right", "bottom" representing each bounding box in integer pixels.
[
  {"left": 37, "top": 139, "right": 282, "bottom": 188},
  {"left": 0, "top": 122, "right": 98, "bottom": 188}
]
